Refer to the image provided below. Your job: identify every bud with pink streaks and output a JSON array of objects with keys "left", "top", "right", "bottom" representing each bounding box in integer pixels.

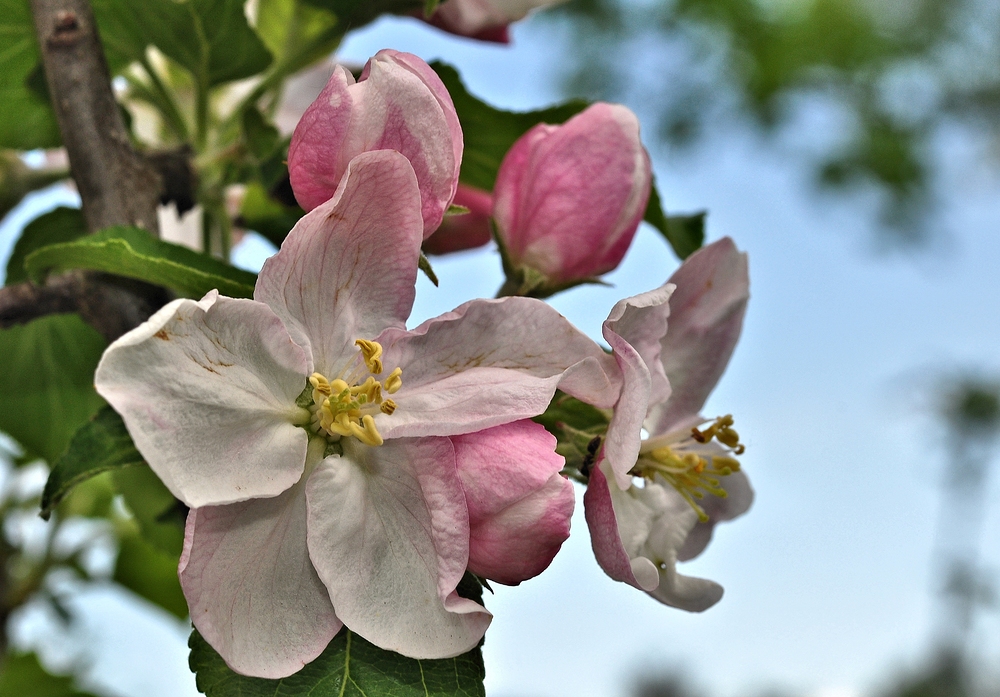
[
  {"left": 493, "top": 103, "right": 651, "bottom": 296},
  {"left": 426, "top": 0, "right": 568, "bottom": 43},
  {"left": 288, "top": 49, "right": 462, "bottom": 237}
]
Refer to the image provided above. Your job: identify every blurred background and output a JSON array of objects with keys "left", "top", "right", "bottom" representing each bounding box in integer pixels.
[{"left": 1, "top": 0, "right": 998, "bottom": 695}]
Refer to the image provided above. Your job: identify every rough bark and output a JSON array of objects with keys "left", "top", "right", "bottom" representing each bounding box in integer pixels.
[
  {"left": 31, "top": 0, "right": 161, "bottom": 232},
  {"left": 0, "top": 0, "right": 174, "bottom": 342}
]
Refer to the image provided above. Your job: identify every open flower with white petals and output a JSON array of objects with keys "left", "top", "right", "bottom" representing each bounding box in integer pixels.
[
  {"left": 584, "top": 237, "right": 752, "bottom": 611},
  {"left": 95, "top": 151, "right": 620, "bottom": 678}
]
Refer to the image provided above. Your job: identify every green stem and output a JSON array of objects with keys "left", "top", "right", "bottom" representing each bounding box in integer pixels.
[{"left": 138, "top": 55, "right": 190, "bottom": 142}]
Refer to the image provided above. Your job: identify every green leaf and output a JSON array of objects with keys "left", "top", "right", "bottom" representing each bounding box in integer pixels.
[
  {"left": 301, "top": 0, "right": 423, "bottom": 30},
  {"left": 25, "top": 225, "right": 258, "bottom": 299},
  {"left": 643, "top": 185, "right": 705, "bottom": 260},
  {"left": 0, "top": 315, "right": 106, "bottom": 465},
  {"left": 112, "top": 464, "right": 185, "bottom": 556},
  {"left": 239, "top": 182, "right": 303, "bottom": 247},
  {"left": 5, "top": 207, "right": 87, "bottom": 285},
  {"left": 255, "top": 0, "right": 340, "bottom": 69},
  {"left": 114, "top": 527, "right": 188, "bottom": 619},
  {"left": 0, "top": 652, "right": 99, "bottom": 697},
  {"left": 0, "top": 0, "right": 60, "bottom": 148},
  {"left": 190, "top": 627, "right": 486, "bottom": 697},
  {"left": 431, "top": 62, "right": 588, "bottom": 193},
  {"left": 93, "top": 0, "right": 273, "bottom": 87},
  {"left": 40, "top": 406, "right": 143, "bottom": 519}
]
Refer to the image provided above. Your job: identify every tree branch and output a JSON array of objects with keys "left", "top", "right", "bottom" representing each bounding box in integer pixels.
[
  {"left": 31, "top": 0, "right": 161, "bottom": 232},
  {"left": 0, "top": 273, "right": 172, "bottom": 343}
]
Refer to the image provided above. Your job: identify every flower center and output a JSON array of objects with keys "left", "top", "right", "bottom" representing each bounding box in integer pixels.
[
  {"left": 306, "top": 339, "right": 402, "bottom": 447},
  {"left": 631, "top": 415, "right": 745, "bottom": 522}
]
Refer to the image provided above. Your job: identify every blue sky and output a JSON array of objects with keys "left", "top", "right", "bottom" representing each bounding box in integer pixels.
[{"left": 1, "top": 9, "right": 998, "bottom": 697}]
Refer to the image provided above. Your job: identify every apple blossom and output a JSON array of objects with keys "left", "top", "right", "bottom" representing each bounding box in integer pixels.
[
  {"left": 95, "top": 151, "right": 622, "bottom": 677},
  {"left": 493, "top": 103, "right": 651, "bottom": 294},
  {"left": 426, "top": 0, "right": 569, "bottom": 43},
  {"left": 288, "top": 50, "right": 462, "bottom": 237},
  {"left": 584, "top": 237, "right": 752, "bottom": 611}
]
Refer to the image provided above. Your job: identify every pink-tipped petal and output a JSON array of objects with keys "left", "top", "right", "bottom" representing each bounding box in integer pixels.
[
  {"left": 647, "top": 237, "right": 749, "bottom": 435},
  {"left": 288, "top": 51, "right": 461, "bottom": 236},
  {"left": 584, "top": 460, "right": 725, "bottom": 612},
  {"left": 95, "top": 294, "right": 311, "bottom": 508},
  {"left": 255, "top": 151, "right": 423, "bottom": 376},
  {"left": 427, "top": 0, "right": 565, "bottom": 40},
  {"left": 180, "top": 482, "right": 342, "bottom": 678},
  {"left": 493, "top": 103, "right": 651, "bottom": 284},
  {"left": 306, "top": 438, "right": 491, "bottom": 659},
  {"left": 453, "top": 421, "right": 574, "bottom": 585},
  {"left": 376, "top": 297, "right": 622, "bottom": 439},
  {"left": 288, "top": 65, "right": 355, "bottom": 211},
  {"left": 601, "top": 282, "right": 675, "bottom": 489}
]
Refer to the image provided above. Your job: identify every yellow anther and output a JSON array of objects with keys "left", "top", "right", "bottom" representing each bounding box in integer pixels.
[
  {"left": 383, "top": 367, "right": 402, "bottom": 394},
  {"left": 380, "top": 399, "right": 397, "bottom": 415},
  {"left": 350, "top": 414, "right": 384, "bottom": 446},
  {"left": 355, "top": 339, "right": 384, "bottom": 374}
]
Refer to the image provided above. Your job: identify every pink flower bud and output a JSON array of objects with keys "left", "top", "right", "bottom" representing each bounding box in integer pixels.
[
  {"left": 426, "top": 0, "right": 568, "bottom": 43},
  {"left": 422, "top": 184, "right": 493, "bottom": 255},
  {"left": 493, "top": 103, "right": 651, "bottom": 286},
  {"left": 288, "top": 50, "right": 462, "bottom": 237}
]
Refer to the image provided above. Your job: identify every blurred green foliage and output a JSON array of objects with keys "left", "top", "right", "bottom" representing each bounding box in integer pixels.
[{"left": 551, "top": 0, "right": 1000, "bottom": 239}]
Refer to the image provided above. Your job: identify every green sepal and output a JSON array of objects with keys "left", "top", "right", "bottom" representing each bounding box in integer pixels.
[
  {"left": 534, "top": 391, "right": 611, "bottom": 481},
  {"left": 418, "top": 251, "right": 439, "bottom": 287},
  {"left": 25, "top": 225, "right": 258, "bottom": 299},
  {"left": 40, "top": 406, "right": 145, "bottom": 520}
]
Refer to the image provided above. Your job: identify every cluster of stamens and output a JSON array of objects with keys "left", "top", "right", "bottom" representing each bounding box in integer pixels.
[
  {"left": 631, "top": 415, "right": 745, "bottom": 522},
  {"left": 307, "top": 339, "right": 402, "bottom": 447}
]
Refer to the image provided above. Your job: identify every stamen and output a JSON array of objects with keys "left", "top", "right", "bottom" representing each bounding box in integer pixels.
[
  {"left": 303, "top": 339, "right": 403, "bottom": 447},
  {"left": 355, "top": 339, "right": 384, "bottom": 374},
  {"left": 632, "top": 414, "right": 747, "bottom": 522},
  {"left": 383, "top": 367, "right": 402, "bottom": 394}
]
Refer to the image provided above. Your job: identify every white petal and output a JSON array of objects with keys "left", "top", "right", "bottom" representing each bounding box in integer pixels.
[
  {"left": 180, "top": 481, "right": 342, "bottom": 679},
  {"left": 95, "top": 294, "right": 311, "bottom": 507},
  {"left": 255, "top": 151, "right": 424, "bottom": 376},
  {"left": 306, "top": 438, "right": 491, "bottom": 659},
  {"left": 377, "top": 297, "right": 621, "bottom": 439}
]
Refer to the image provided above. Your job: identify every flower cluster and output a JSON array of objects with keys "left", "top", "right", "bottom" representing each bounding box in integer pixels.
[{"left": 95, "top": 48, "right": 752, "bottom": 678}]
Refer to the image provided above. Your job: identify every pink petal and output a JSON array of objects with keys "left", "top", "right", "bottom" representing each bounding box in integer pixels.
[
  {"left": 453, "top": 421, "right": 574, "bottom": 585},
  {"left": 427, "top": 0, "right": 564, "bottom": 40},
  {"left": 95, "top": 294, "right": 311, "bottom": 508},
  {"left": 647, "top": 237, "right": 749, "bottom": 435},
  {"left": 305, "top": 438, "right": 491, "bottom": 659},
  {"left": 584, "top": 460, "right": 725, "bottom": 611},
  {"left": 287, "top": 65, "right": 355, "bottom": 212},
  {"left": 179, "top": 481, "right": 342, "bottom": 679},
  {"left": 376, "top": 296, "right": 622, "bottom": 439},
  {"left": 288, "top": 51, "right": 462, "bottom": 236},
  {"left": 601, "top": 282, "right": 674, "bottom": 489},
  {"left": 255, "top": 150, "right": 423, "bottom": 377},
  {"left": 422, "top": 184, "right": 493, "bottom": 255},
  {"left": 492, "top": 103, "right": 651, "bottom": 284}
]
